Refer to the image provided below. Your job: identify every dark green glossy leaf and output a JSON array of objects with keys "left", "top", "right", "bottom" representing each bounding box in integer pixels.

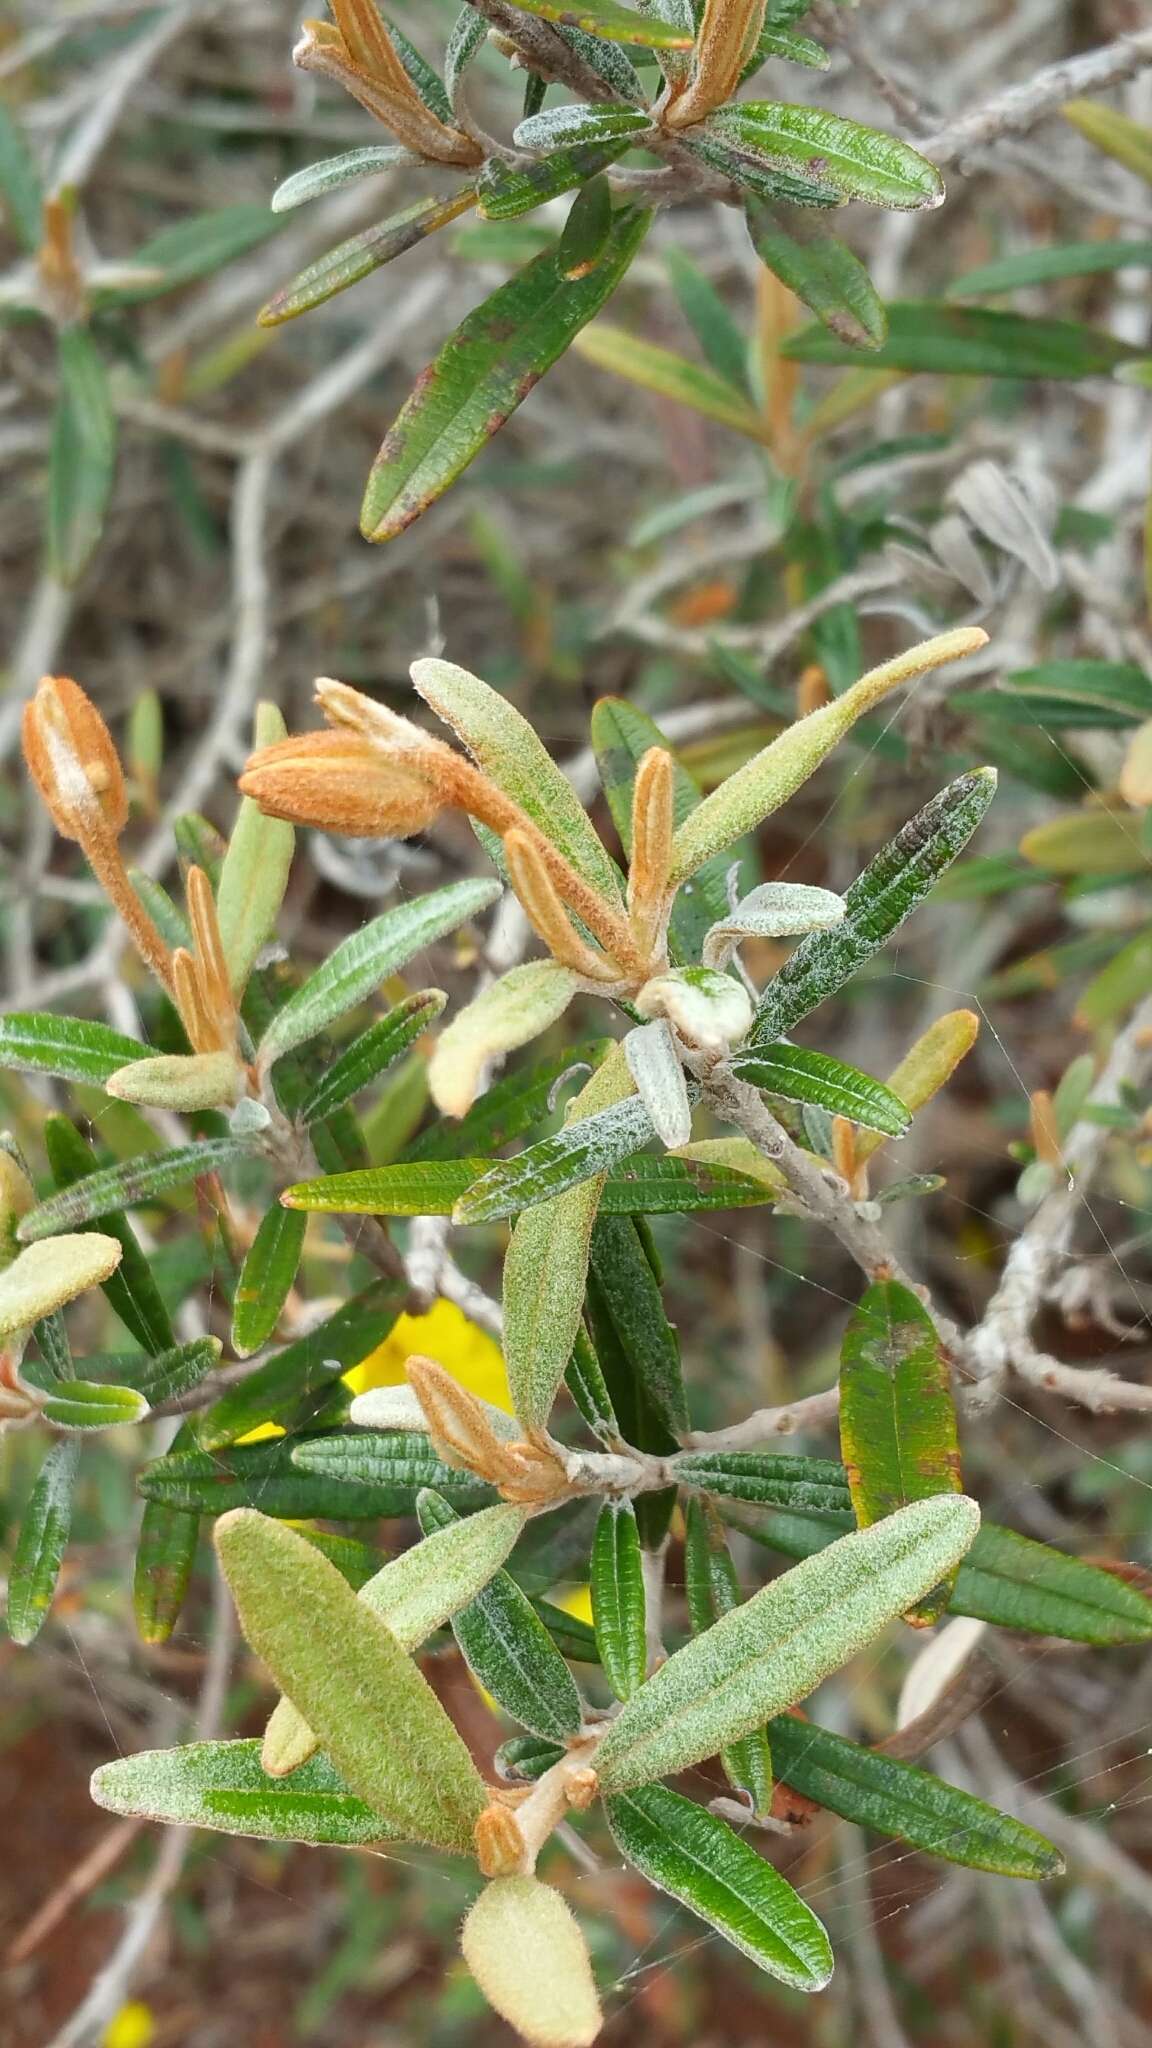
[
  {"left": 700, "top": 103, "right": 942, "bottom": 210},
  {"left": 494, "top": 1735, "right": 565, "bottom": 1782},
  {"left": 361, "top": 205, "right": 652, "bottom": 541},
  {"left": 558, "top": 173, "right": 615, "bottom": 277},
  {"left": 605, "top": 1784, "right": 833, "bottom": 1988},
  {"left": 200, "top": 1278, "right": 403, "bottom": 1448},
  {"left": 138, "top": 1431, "right": 486, "bottom": 1519},
  {"left": 731, "top": 1044, "right": 911, "bottom": 1136},
  {"left": 283, "top": 1151, "right": 776, "bottom": 1215},
  {"left": 591, "top": 1501, "right": 647, "bottom": 1700},
  {"left": 588, "top": 1214, "right": 688, "bottom": 1439},
  {"left": 42, "top": 1117, "right": 175, "bottom": 1356},
  {"left": 134, "top": 1418, "right": 200, "bottom": 1645},
  {"left": 6, "top": 1439, "right": 80, "bottom": 1645},
  {"left": 752, "top": 771, "right": 997, "bottom": 1043},
  {"left": 19, "top": 1139, "right": 247, "bottom": 1241},
  {"left": 0, "top": 1013, "right": 155, "bottom": 1086},
  {"left": 674, "top": 1449, "right": 852, "bottom": 1512},
  {"left": 784, "top": 302, "right": 1143, "bottom": 376},
  {"left": 299, "top": 991, "right": 445, "bottom": 1123},
  {"left": 682, "top": 129, "right": 842, "bottom": 207},
  {"left": 566, "top": 1323, "right": 620, "bottom": 1441},
  {"left": 291, "top": 1431, "right": 496, "bottom": 1512},
  {"left": 230, "top": 1206, "right": 308, "bottom": 1358},
  {"left": 478, "top": 139, "right": 634, "bottom": 222},
  {"left": 684, "top": 1498, "right": 772, "bottom": 1815},
  {"left": 745, "top": 198, "right": 885, "bottom": 349},
  {"left": 92, "top": 1739, "right": 395, "bottom": 1844}
]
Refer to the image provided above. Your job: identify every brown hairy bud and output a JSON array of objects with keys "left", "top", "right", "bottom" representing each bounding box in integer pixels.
[
  {"left": 294, "top": 17, "right": 482, "bottom": 167},
  {"left": 22, "top": 676, "right": 128, "bottom": 844},
  {"left": 474, "top": 1801, "right": 527, "bottom": 1878},
  {"left": 563, "top": 1769, "right": 599, "bottom": 1813},
  {"left": 503, "top": 830, "right": 622, "bottom": 984},
  {"left": 240, "top": 731, "right": 443, "bottom": 839},
  {"left": 627, "top": 747, "right": 675, "bottom": 960}
]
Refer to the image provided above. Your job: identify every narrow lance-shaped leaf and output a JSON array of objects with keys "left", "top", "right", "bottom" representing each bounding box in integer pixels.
[
  {"left": 291, "top": 1431, "right": 496, "bottom": 1511},
  {"left": 0, "top": 1014, "right": 157, "bottom": 1087},
  {"left": 558, "top": 172, "right": 614, "bottom": 278},
  {"left": 731, "top": 1043, "right": 911, "bottom": 1137},
  {"left": 624, "top": 1020, "right": 692, "bottom": 1149},
  {"left": 670, "top": 632, "right": 988, "bottom": 883},
  {"left": 256, "top": 878, "right": 501, "bottom": 1070},
  {"left": 300, "top": 990, "right": 445, "bottom": 1124},
  {"left": 674, "top": 1449, "right": 852, "bottom": 1511},
  {"left": 42, "top": 1117, "right": 175, "bottom": 1355},
  {"left": 281, "top": 1152, "right": 779, "bottom": 1216},
  {"left": 767, "top": 1714, "right": 1063, "bottom": 1879},
  {"left": 605, "top": 1784, "right": 833, "bottom": 1990},
  {"left": 587, "top": 1213, "right": 689, "bottom": 1441},
  {"left": 502, "top": 1044, "right": 634, "bottom": 1434},
  {"left": 259, "top": 189, "right": 478, "bottom": 326},
  {"left": 697, "top": 104, "right": 943, "bottom": 210},
  {"left": 417, "top": 1492, "right": 584, "bottom": 1741},
  {"left": 135, "top": 1421, "right": 200, "bottom": 1645},
  {"left": 271, "top": 144, "right": 414, "bottom": 212},
  {"left": 139, "top": 1431, "right": 489, "bottom": 1520},
  {"left": 591, "top": 1501, "right": 647, "bottom": 1700},
  {"left": 429, "top": 963, "right": 577, "bottom": 1121},
  {"left": 230, "top": 1205, "right": 308, "bottom": 1358},
  {"left": 590, "top": 694, "right": 732, "bottom": 963},
  {"left": 6, "top": 1440, "right": 81, "bottom": 1645},
  {"left": 215, "top": 702, "right": 295, "bottom": 997},
  {"left": 455, "top": 1088, "right": 656, "bottom": 1224},
  {"left": 752, "top": 770, "right": 997, "bottom": 1043},
  {"left": 41, "top": 1379, "right": 149, "bottom": 1430},
  {"left": 214, "top": 1510, "right": 487, "bottom": 1851},
  {"left": 573, "top": 321, "right": 772, "bottom": 443},
  {"left": 489, "top": 0, "right": 691, "bottom": 43},
  {"left": 854, "top": 1009, "right": 979, "bottom": 1167},
  {"left": 411, "top": 657, "right": 623, "bottom": 905},
  {"left": 840, "top": 1282, "right": 962, "bottom": 1625},
  {"left": 361, "top": 205, "right": 652, "bottom": 543},
  {"left": 594, "top": 1494, "right": 980, "bottom": 1792},
  {"left": 92, "top": 1741, "right": 395, "bottom": 1847},
  {"left": 683, "top": 1498, "right": 772, "bottom": 1814},
  {"left": 18, "top": 1140, "right": 247, "bottom": 1242},
  {"left": 477, "top": 137, "right": 639, "bottom": 222},
  {"left": 48, "top": 326, "right": 118, "bottom": 584},
  {"left": 783, "top": 302, "right": 1143, "bottom": 377},
  {"left": 0, "top": 103, "right": 43, "bottom": 252},
  {"left": 745, "top": 197, "right": 886, "bottom": 350},
  {"left": 513, "top": 104, "right": 653, "bottom": 151},
  {"left": 701, "top": 881, "right": 845, "bottom": 968},
  {"left": 462, "top": 1878, "right": 602, "bottom": 2048},
  {"left": 200, "top": 1277, "right": 403, "bottom": 1448},
  {"left": 263, "top": 1497, "right": 527, "bottom": 1775}
]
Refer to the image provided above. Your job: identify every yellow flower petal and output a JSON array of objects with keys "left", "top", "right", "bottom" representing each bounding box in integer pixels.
[
  {"left": 102, "top": 2004, "right": 155, "bottom": 2048},
  {"left": 346, "top": 1299, "right": 511, "bottom": 1412}
]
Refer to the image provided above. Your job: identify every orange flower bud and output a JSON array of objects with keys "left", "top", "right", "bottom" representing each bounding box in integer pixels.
[
  {"left": 22, "top": 675, "right": 127, "bottom": 843},
  {"left": 239, "top": 731, "right": 443, "bottom": 838}
]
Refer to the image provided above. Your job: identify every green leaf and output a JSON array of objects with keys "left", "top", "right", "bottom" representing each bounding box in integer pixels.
[
  {"left": 558, "top": 172, "right": 615, "bottom": 276},
  {"left": 745, "top": 198, "right": 886, "bottom": 350},
  {"left": 445, "top": 5, "right": 488, "bottom": 105},
  {"left": 408, "top": 1037, "right": 611, "bottom": 1161},
  {"left": 784, "top": 302, "right": 1142, "bottom": 376},
  {"left": 673, "top": 1450, "right": 853, "bottom": 1511},
  {"left": 215, "top": 1510, "right": 487, "bottom": 1849},
  {"left": 263, "top": 1496, "right": 527, "bottom": 1774},
  {"left": 768, "top": 1715, "right": 1063, "bottom": 1878},
  {"left": 494, "top": 1735, "right": 565, "bottom": 1782},
  {"left": 513, "top": 104, "right": 653, "bottom": 151},
  {"left": 1062, "top": 100, "right": 1152, "bottom": 183},
  {"left": 134, "top": 1419, "right": 200, "bottom": 1645},
  {"left": 587, "top": 1214, "right": 688, "bottom": 1439},
  {"left": 494, "top": 0, "right": 692, "bottom": 43},
  {"left": 752, "top": 770, "right": 997, "bottom": 1043},
  {"left": 740, "top": 1508, "right": 1152, "bottom": 1644},
  {"left": 665, "top": 245, "right": 751, "bottom": 395},
  {"left": 42, "top": 1117, "right": 175, "bottom": 1356},
  {"left": 6, "top": 1440, "right": 80, "bottom": 1645},
  {"left": 839, "top": 1281, "right": 961, "bottom": 1622},
  {"left": 700, "top": 103, "right": 943, "bottom": 210},
  {"left": 748, "top": 23, "right": 829, "bottom": 71},
  {"left": 590, "top": 696, "right": 734, "bottom": 963},
  {"left": 1018, "top": 808, "right": 1146, "bottom": 877},
  {"left": 454, "top": 1090, "right": 655, "bottom": 1223},
  {"left": 215, "top": 702, "right": 295, "bottom": 997},
  {"left": 683, "top": 1498, "right": 772, "bottom": 1814},
  {"left": 956, "top": 660, "right": 1152, "bottom": 730},
  {"left": 92, "top": 1740, "right": 395, "bottom": 1844},
  {"left": 282, "top": 1151, "right": 778, "bottom": 1216},
  {"left": 604, "top": 1784, "right": 833, "bottom": 1989},
  {"left": 681, "top": 129, "right": 843, "bottom": 208},
  {"left": 258, "top": 190, "right": 477, "bottom": 325},
  {"left": 417, "top": 1492, "right": 583, "bottom": 1740},
  {"left": 360, "top": 205, "right": 652, "bottom": 541},
  {"left": 94, "top": 1336, "right": 220, "bottom": 1407},
  {"left": 731, "top": 1043, "right": 911, "bottom": 1135},
  {"left": 298, "top": 991, "right": 445, "bottom": 1123},
  {"left": 256, "top": 879, "right": 500, "bottom": 1070},
  {"left": 41, "top": 1379, "right": 149, "bottom": 1430},
  {"left": 573, "top": 321, "right": 772, "bottom": 441},
  {"left": 271, "top": 144, "right": 414, "bottom": 212},
  {"left": 594, "top": 1495, "right": 980, "bottom": 1791},
  {"left": 230, "top": 1205, "right": 308, "bottom": 1358},
  {"left": 199, "top": 1278, "right": 403, "bottom": 1448},
  {"left": 0, "top": 103, "right": 43, "bottom": 252},
  {"left": 18, "top": 1139, "right": 247, "bottom": 1241},
  {"left": 565, "top": 1324, "right": 621, "bottom": 1441},
  {"left": 0, "top": 1017, "right": 138, "bottom": 1093},
  {"left": 48, "top": 326, "right": 118, "bottom": 584},
  {"left": 591, "top": 1501, "right": 647, "bottom": 1700},
  {"left": 477, "top": 137, "right": 637, "bottom": 221},
  {"left": 97, "top": 205, "right": 285, "bottom": 305},
  {"left": 949, "top": 240, "right": 1152, "bottom": 299},
  {"left": 554, "top": 18, "right": 647, "bottom": 98},
  {"left": 291, "top": 1431, "right": 496, "bottom": 1513}
]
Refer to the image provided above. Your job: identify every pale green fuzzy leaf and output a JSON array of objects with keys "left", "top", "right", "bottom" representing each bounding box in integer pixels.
[
  {"left": 0, "top": 1235, "right": 122, "bottom": 1337},
  {"left": 214, "top": 1509, "right": 487, "bottom": 1851},
  {"left": 592, "top": 1501, "right": 647, "bottom": 1700},
  {"left": 430, "top": 962, "right": 578, "bottom": 1119},
  {"left": 0, "top": 1013, "right": 156, "bottom": 1087},
  {"left": 256, "top": 878, "right": 502, "bottom": 1069},
  {"left": 271, "top": 145, "right": 414, "bottom": 212},
  {"left": 503, "top": 1044, "right": 633, "bottom": 1433},
  {"left": 445, "top": 5, "right": 488, "bottom": 108},
  {"left": 701, "top": 881, "right": 845, "bottom": 968},
  {"left": 105, "top": 1050, "right": 243, "bottom": 1112},
  {"left": 605, "top": 1784, "right": 833, "bottom": 1989},
  {"left": 671, "top": 631, "right": 985, "bottom": 882},
  {"left": 623, "top": 1020, "right": 692, "bottom": 1149},
  {"left": 412, "top": 658, "right": 624, "bottom": 903},
  {"left": 594, "top": 1495, "right": 980, "bottom": 1792},
  {"left": 462, "top": 1878, "right": 602, "bottom": 2048},
  {"left": 457, "top": 1087, "right": 654, "bottom": 1224},
  {"left": 262, "top": 1499, "right": 527, "bottom": 1775},
  {"left": 91, "top": 1740, "right": 395, "bottom": 1844},
  {"left": 6, "top": 1439, "right": 80, "bottom": 1645},
  {"left": 41, "top": 1379, "right": 149, "bottom": 1430},
  {"left": 216, "top": 702, "right": 295, "bottom": 996},
  {"left": 512, "top": 104, "right": 653, "bottom": 150}
]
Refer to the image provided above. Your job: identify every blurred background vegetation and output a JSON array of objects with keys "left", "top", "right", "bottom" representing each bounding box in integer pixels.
[{"left": 4, "top": 0, "right": 1152, "bottom": 2043}]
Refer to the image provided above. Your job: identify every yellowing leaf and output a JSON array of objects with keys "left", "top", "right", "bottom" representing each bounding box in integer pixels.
[{"left": 461, "top": 1877, "right": 602, "bottom": 2048}]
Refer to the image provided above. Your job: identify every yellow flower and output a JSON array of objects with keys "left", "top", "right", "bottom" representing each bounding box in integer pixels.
[
  {"left": 102, "top": 2004, "right": 155, "bottom": 2048},
  {"left": 346, "top": 1298, "right": 512, "bottom": 1412}
]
